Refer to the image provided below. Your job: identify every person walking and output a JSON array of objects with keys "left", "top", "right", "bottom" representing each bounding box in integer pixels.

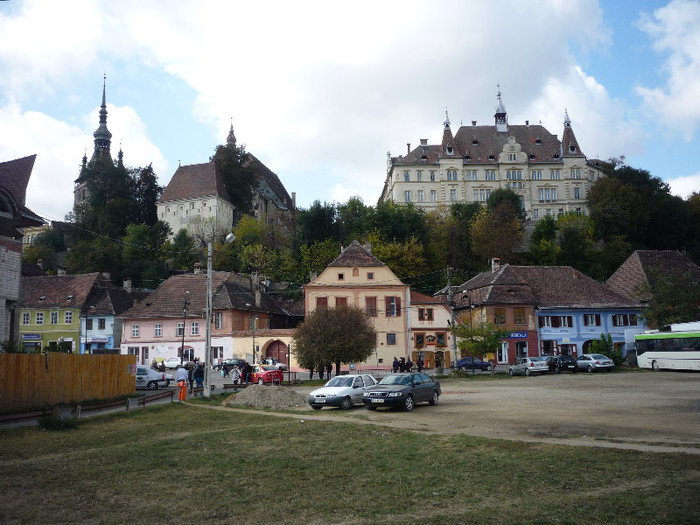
[
  {"left": 193, "top": 362, "right": 204, "bottom": 391},
  {"left": 392, "top": 357, "right": 399, "bottom": 373},
  {"left": 416, "top": 359, "right": 424, "bottom": 373},
  {"left": 176, "top": 366, "right": 188, "bottom": 402}
]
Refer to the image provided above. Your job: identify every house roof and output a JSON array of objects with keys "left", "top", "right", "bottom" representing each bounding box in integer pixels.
[
  {"left": 328, "top": 240, "right": 386, "bottom": 268},
  {"left": 83, "top": 285, "right": 142, "bottom": 316},
  {"left": 0, "top": 155, "right": 44, "bottom": 233},
  {"left": 20, "top": 273, "right": 102, "bottom": 309},
  {"left": 606, "top": 250, "right": 700, "bottom": 302},
  {"left": 243, "top": 153, "right": 295, "bottom": 211},
  {"left": 158, "top": 162, "right": 232, "bottom": 205},
  {"left": 411, "top": 291, "right": 447, "bottom": 305},
  {"left": 453, "top": 264, "right": 638, "bottom": 310}
]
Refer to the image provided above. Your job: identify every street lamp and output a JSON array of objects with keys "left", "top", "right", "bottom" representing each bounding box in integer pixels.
[
  {"left": 181, "top": 291, "right": 190, "bottom": 362},
  {"left": 251, "top": 314, "right": 259, "bottom": 363},
  {"left": 204, "top": 233, "right": 235, "bottom": 398}
]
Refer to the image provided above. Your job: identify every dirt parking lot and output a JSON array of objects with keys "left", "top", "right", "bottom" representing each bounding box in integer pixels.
[{"left": 288, "top": 371, "right": 700, "bottom": 454}]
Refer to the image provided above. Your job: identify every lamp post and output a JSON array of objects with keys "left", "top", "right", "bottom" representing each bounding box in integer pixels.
[
  {"left": 181, "top": 291, "right": 190, "bottom": 362},
  {"left": 251, "top": 314, "right": 258, "bottom": 363},
  {"left": 204, "top": 233, "right": 235, "bottom": 398}
]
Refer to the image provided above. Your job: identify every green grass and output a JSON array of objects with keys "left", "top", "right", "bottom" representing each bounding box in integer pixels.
[{"left": 1, "top": 404, "right": 698, "bottom": 524}]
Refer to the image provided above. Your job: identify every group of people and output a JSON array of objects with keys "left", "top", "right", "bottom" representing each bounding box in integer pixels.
[
  {"left": 392, "top": 356, "right": 424, "bottom": 373},
  {"left": 309, "top": 363, "right": 333, "bottom": 380},
  {"left": 221, "top": 362, "right": 252, "bottom": 384},
  {"left": 174, "top": 359, "right": 205, "bottom": 402}
]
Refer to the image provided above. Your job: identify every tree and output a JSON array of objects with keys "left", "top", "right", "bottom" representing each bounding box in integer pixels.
[
  {"left": 452, "top": 322, "right": 509, "bottom": 373},
  {"left": 169, "top": 228, "right": 199, "bottom": 271},
  {"left": 556, "top": 212, "right": 594, "bottom": 272},
  {"left": 131, "top": 164, "right": 163, "bottom": 226},
  {"left": 590, "top": 333, "right": 622, "bottom": 366},
  {"left": 487, "top": 188, "right": 525, "bottom": 222},
  {"left": 364, "top": 230, "right": 428, "bottom": 283},
  {"left": 470, "top": 203, "right": 524, "bottom": 266},
  {"left": 528, "top": 215, "right": 559, "bottom": 266},
  {"left": 296, "top": 200, "right": 339, "bottom": 246},
  {"left": 121, "top": 222, "right": 171, "bottom": 287},
  {"left": 300, "top": 239, "right": 340, "bottom": 281},
  {"left": 292, "top": 306, "right": 376, "bottom": 375},
  {"left": 371, "top": 201, "right": 428, "bottom": 245},
  {"left": 640, "top": 268, "right": 700, "bottom": 328},
  {"left": 213, "top": 143, "right": 260, "bottom": 217},
  {"left": 337, "top": 197, "right": 374, "bottom": 245}
]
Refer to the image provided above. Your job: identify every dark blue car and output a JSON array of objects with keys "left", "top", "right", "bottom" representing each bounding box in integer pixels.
[{"left": 456, "top": 356, "right": 492, "bottom": 371}]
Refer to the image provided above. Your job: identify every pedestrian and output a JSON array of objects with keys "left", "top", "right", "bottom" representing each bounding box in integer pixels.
[
  {"left": 326, "top": 363, "right": 332, "bottom": 379},
  {"left": 176, "top": 366, "right": 188, "bottom": 402},
  {"left": 243, "top": 362, "right": 252, "bottom": 384},
  {"left": 405, "top": 358, "right": 413, "bottom": 372},
  {"left": 416, "top": 359, "right": 423, "bottom": 372},
  {"left": 231, "top": 365, "right": 240, "bottom": 384},
  {"left": 194, "top": 362, "right": 204, "bottom": 391},
  {"left": 399, "top": 357, "right": 406, "bottom": 372},
  {"left": 392, "top": 357, "right": 399, "bottom": 373},
  {"left": 187, "top": 362, "right": 194, "bottom": 393}
]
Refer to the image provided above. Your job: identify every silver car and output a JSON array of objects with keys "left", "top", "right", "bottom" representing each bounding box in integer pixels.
[
  {"left": 308, "top": 374, "right": 377, "bottom": 410},
  {"left": 577, "top": 353, "right": 614, "bottom": 372},
  {"left": 508, "top": 356, "right": 549, "bottom": 376}
]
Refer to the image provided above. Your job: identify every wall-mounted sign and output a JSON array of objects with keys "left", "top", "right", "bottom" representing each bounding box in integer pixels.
[{"left": 508, "top": 332, "right": 528, "bottom": 339}]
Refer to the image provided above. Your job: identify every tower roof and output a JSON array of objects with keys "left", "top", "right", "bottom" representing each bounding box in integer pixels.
[{"left": 91, "top": 76, "right": 112, "bottom": 163}]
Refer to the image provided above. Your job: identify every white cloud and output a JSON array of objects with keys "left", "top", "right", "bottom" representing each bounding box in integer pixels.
[
  {"left": 667, "top": 172, "right": 700, "bottom": 199},
  {"left": 636, "top": 0, "right": 700, "bottom": 141}
]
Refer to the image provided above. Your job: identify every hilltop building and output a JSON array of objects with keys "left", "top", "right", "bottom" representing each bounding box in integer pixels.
[
  {"left": 157, "top": 123, "right": 295, "bottom": 240},
  {"left": 379, "top": 87, "right": 604, "bottom": 220}
]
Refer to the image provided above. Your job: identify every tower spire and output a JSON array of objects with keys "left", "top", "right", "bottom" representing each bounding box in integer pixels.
[
  {"left": 494, "top": 83, "right": 508, "bottom": 133},
  {"left": 91, "top": 74, "right": 112, "bottom": 162},
  {"left": 226, "top": 117, "right": 237, "bottom": 148}
]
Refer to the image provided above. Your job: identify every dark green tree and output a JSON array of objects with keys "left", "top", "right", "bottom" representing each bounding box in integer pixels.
[
  {"left": 487, "top": 188, "right": 525, "bottom": 222},
  {"left": 371, "top": 200, "right": 428, "bottom": 245},
  {"left": 452, "top": 322, "right": 509, "bottom": 373},
  {"left": 528, "top": 215, "right": 559, "bottom": 266},
  {"left": 296, "top": 200, "right": 339, "bottom": 246},
  {"left": 640, "top": 268, "right": 700, "bottom": 328},
  {"left": 337, "top": 197, "right": 374, "bottom": 245},
  {"left": 213, "top": 144, "right": 260, "bottom": 218},
  {"left": 169, "top": 228, "right": 199, "bottom": 271},
  {"left": 131, "top": 164, "right": 163, "bottom": 227},
  {"left": 121, "top": 222, "right": 171, "bottom": 287},
  {"left": 292, "top": 306, "right": 376, "bottom": 375}
]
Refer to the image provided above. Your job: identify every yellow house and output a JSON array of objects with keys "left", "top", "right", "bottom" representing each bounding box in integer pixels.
[{"left": 304, "top": 241, "right": 411, "bottom": 371}]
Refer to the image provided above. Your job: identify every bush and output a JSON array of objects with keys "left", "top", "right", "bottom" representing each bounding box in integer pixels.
[
  {"left": 39, "top": 415, "right": 79, "bottom": 431},
  {"left": 590, "top": 333, "right": 624, "bottom": 366}
]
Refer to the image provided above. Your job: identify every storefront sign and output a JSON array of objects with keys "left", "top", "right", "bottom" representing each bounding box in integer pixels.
[
  {"left": 22, "top": 334, "right": 41, "bottom": 340},
  {"left": 508, "top": 332, "right": 528, "bottom": 339}
]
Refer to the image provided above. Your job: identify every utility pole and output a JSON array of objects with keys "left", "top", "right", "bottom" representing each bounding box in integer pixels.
[{"left": 447, "top": 266, "right": 457, "bottom": 368}]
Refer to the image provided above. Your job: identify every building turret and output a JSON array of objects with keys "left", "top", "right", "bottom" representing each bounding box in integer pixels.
[
  {"left": 494, "top": 84, "right": 508, "bottom": 133},
  {"left": 91, "top": 75, "right": 112, "bottom": 163}
]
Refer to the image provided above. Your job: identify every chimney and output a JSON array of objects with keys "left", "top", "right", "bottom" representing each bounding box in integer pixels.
[
  {"left": 363, "top": 241, "right": 372, "bottom": 254},
  {"left": 407, "top": 143, "right": 411, "bottom": 154},
  {"left": 194, "top": 262, "right": 202, "bottom": 274},
  {"left": 420, "top": 138, "right": 428, "bottom": 146},
  {"left": 491, "top": 257, "right": 501, "bottom": 272},
  {"left": 57, "top": 268, "right": 66, "bottom": 276},
  {"left": 123, "top": 278, "right": 132, "bottom": 293},
  {"left": 472, "top": 121, "right": 477, "bottom": 126},
  {"left": 291, "top": 192, "right": 296, "bottom": 208},
  {"left": 525, "top": 120, "right": 529, "bottom": 126}
]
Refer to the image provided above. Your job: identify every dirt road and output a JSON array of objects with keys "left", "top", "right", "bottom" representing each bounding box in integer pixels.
[{"left": 285, "top": 371, "right": 700, "bottom": 454}]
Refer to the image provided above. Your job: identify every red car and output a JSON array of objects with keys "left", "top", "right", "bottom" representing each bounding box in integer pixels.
[{"left": 250, "top": 364, "right": 283, "bottom": 385}]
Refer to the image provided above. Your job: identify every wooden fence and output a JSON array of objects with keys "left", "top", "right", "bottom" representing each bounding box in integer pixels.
[{"left": 0, "top": 353, "right": 137, "bottom": 413}]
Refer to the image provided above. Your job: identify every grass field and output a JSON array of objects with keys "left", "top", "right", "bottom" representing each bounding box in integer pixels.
[{"left": 1, "top": 401, "right": 698, "bottom": 524}]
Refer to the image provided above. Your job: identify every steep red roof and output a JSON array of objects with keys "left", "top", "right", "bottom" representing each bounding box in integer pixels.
[{"left": 328, "top": 240, "right": 386, "bottom": 268}]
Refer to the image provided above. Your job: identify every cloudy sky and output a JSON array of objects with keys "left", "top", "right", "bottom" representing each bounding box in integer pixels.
[{"left": 1, "top": 0, "right": 699, "bottom": 224}]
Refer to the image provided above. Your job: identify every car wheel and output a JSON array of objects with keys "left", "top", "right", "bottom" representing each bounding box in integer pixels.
[
  {"left": 587, "top": 365, "right": 594, "bottom": 373},
  {"left": 340, "top": 397, "right": 352, "bottom": 410},
  {"left": 651, "top": 360, "right": 660, "bottom": 372},
  {"left": 311, "top": 405, "right": 322, "bottom": 410},
  {"left": 429, "top": 391, "right": 439, "bottom": 406},
  {"left": 555, "top": 366, "right": 561, "bottom": 374},
  {"left": 508, "top": 369, "right": 514, "bottom": 376},
  {"left": 147, "top": 380, "right": 158, "bottom": 390},
  {"left": 258, "top": 378, "right": 264, "bottom": 385},
  {"left": 525, "top": 368, "right": 531, "bottom": 377},
  {"left": 403, "top": 395, "right": 414, "bottom": 411}
]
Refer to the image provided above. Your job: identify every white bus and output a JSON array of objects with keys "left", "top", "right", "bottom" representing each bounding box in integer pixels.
[{"left": 634, "top": 327, "right": 700, "bottom": 372}]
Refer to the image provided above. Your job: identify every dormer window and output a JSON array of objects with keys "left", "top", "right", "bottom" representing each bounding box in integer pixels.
[
  {"left": 472, "top": 139, "right": 479, "bottom": 145},
  {"left": 535, "top": 138, "right": 542, "bottom": 145},
  {"left": 67, "top": 295, "right": 74, "bottom": 301},
  {"left": 446, "top": 146, "right": 454, "bottom": 155},
  {"left": 465, "top": 155, "right": 471, "bottom": 160},
  {"left": 488, "top": 155, "right": 495, "bottom": 160},
  {"left": 39, "top": 296, "right": 46, "bottom": 301}
]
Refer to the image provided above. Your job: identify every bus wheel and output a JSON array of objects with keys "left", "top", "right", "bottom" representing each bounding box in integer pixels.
[{"left": 651, "top": 360, "right": 660, "bottom": 372}]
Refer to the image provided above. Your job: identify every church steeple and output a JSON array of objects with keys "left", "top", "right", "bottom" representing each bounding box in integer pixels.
[
  {"left": 494, "top": 84, "right": 508, "bottom": 133},
  {"left": 562, "top": 108, "right": 584, "bottom": 157},
  {"left": 442, "top": 109, "right": 455, "bottom": 155},
  {"left": 91, "top": 75, "right": 113, "bottom": 162},
  {"left": 226, "top": 118, "right": 237, "bottom": 148}
]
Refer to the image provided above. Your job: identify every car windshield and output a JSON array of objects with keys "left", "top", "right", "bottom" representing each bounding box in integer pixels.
[
  {"left": 260, "top": 365, "right": 276, "bottom": 371},
  {"left": 326, "top": 376, "right": 354, "bottom": 388},
  {"left": 531, "top": 357, "right": 547, "bottom": 362},
  {"left": 379, "top": 374, "right": 413, "bottom": 385},
  {"left": 590, "top": 354, "right": 607, "bottom": 359}
]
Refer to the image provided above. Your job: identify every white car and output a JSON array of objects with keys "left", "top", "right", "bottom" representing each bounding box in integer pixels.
[
  {"left": 508, "top": 356, "right": 549, "bottom": 376},
  {"left": 162, "top": 357, "right": 183, "bottom": 369},
  {"left": 262, "top": 357, "right": 288, "bottom": 371},
  {"left": 308, "top": 374, "right": 378, "bottom": 410},
  {"left": 136, "top": 366, "right": 174, "bottom": 390}
]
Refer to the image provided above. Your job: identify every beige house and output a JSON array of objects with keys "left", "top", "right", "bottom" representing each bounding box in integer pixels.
[
  {"left": 304, "top": 241, "right": 452, "bottom": 371},
  {"left": 408, "top": 291, "right": 454, "bottom": 369},
  {"left": 379, "top": 88, "right": 604, "bottom": 220}
]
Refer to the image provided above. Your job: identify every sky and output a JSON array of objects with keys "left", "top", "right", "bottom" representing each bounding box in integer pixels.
[{"left": 1, "top": 0, "right": 699, "bottom": 225}]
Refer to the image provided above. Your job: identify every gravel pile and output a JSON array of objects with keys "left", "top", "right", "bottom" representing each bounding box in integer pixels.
[{"left": 227, "top": 384, "right": 308, "bottom": 410}]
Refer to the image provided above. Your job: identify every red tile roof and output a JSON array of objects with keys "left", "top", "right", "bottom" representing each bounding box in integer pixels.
[
  {"left": 328, "top": 240, "right": 385, "bottom": 268},
  {"left": 20, "top": 273, "right": 102, "bottom": 308}
]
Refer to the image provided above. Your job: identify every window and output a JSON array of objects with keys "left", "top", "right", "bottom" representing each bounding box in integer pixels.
[
  {"left": 215, "top": 312, "right": 223, "bottom": 329},
  {"left": 540, "top": 316, "right": 551, "bottom": 328},
  {"left": 50, "top": 312, "right": 58, "bottom": 324},
  {"left": 385, "top": 297, "right": 401, "bottom": 317},
  {"left": 154, "top": 323, "right": 162, "bottom": 337},
  {"left": 485, "top": 170, "right": 496, "bottom": 181},
  {"left": 430, "top": 190, "right": 437, "bottom": 202},
  {"left": 533, "top": 208, "right": 539, "bottom": 219},
  {"left": 583, "top": 314, "right": 601, "bottom": 326},
  {"left": 403, "top": 171, "right": 410, "bottom": 182},
  {"left": 436, "top": 332, "right": 446, "bottom": 347},
  {"left": 538, "top": 316, "right": 573, "bottom": 328},
  {"left": 508, "top": 153, "right": 517, "bottom": 161},
  {"left": 86, "top": 318, "right": 93, "bottom": 330},
  {"left": 212, "top": 346, "right": 224, "bottom": 361},
  {"left": 22, "top": 312, "right": 30, "bottom": 325},
  {"left": 404, "top": 191, "right": 411, "bottom": 203},
  {"left": 417, "top": 190, "right": 424, "bottom": 202},
  {"left": 36, "top": 312, "right": 44, "bottom": 325},
  {"left": 612, "top": 314, "right": 638, "bottom": 327},
  {"left": 98, "top": 318, "right": 106, "bottom": 330},
  {"left": 336, "top": 297, "right": 347, "bottom": 308},
  {"left": 417, "top": 170, "right": 422, "bottom": 181},
  {"left": 494, "top": 308, "right": 506, "bottom": 325},
  {"left": 387, "top": 333, "right": 396, "bottom": 345},
  {"left": 353, "top": 268, "right": 359, "bottom": 277},
  {"left": 365, "top": 297, "right": 377, "bottom": 317},
  {"left": 450, "top": 188, "right": 456, "bottom": 202},
  {"left": 316, "top": 297, "right": 328, "bottom": 310},
  {"left": 574, "top": 187, "right": 581, "bottom": 199},
  {"left": 538, "top": 188, "right": 557, "bottom": 202},
  {"left": 513, "top": 308, "right": 525, "bottom": 325},
  {"left": 550, "top": 170, "right": 560, "bottom": 180},
  {"left": 466, "top": 170, "right": 478, "bottom": 181},
  {"left": 64, "top": 311, "right": 73, "bottom": 324},
  {"left": 430, "top": 171, "right": 435, "bottom": 181},
  {"left": 191, "top": 322, "right": 199, "bottom": 335},
  {"left": 177, "top": 322, "right": 184, "bottom": 337},
  {"left": 367, "top": 272, "right": 374, "bottom": 280},
  {"left": 338, "top": 273, "right": 344, "bottom": 280},
  {"left": 531, "top": 170, "right": 542, "bottom": 180},
  {"left": 132, "top": 324, "right": 140, "bottom": 338},
  {"left": 415, "top": 333, "right": 425, "bottom": 347},
  {"left": 570, "top": 169, "right": 581, "bottom": 179},
  {"left": 418, "top": 308, "right": 434, "bottom": 321}
]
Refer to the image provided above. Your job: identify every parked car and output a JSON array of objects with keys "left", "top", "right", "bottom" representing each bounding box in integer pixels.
[
  {"left": 135, "top": 366, "right": 173, "bottom": 390},
  {"left": 362, "top": 372, "right": 441, "bottom": 411},
  {"left": 577, "top": 353, "right": 614, "bottom": 373},
  {"left": 214, "top": 358, "right": 247, "bottom": 372},
  {"left": 262, "top": 357, "right": 288, "bottom": 371},
  {"left": 543, "top": 355, "right": 578, "bottom": 374},
  {"left": 508, "top": 357, "right": 549, "bottom": 376},
  {"left": 163, "top": 357, "right": 183, "bottom": 369},
  {"left": 308, "top": 374, "right": 378, "bottom": 410},
  {"left": 456, "top": 356, "right": 492, "bottom": 371},
  {"left": 250, "top": 364, "right": 284, "bottom": 385}
]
